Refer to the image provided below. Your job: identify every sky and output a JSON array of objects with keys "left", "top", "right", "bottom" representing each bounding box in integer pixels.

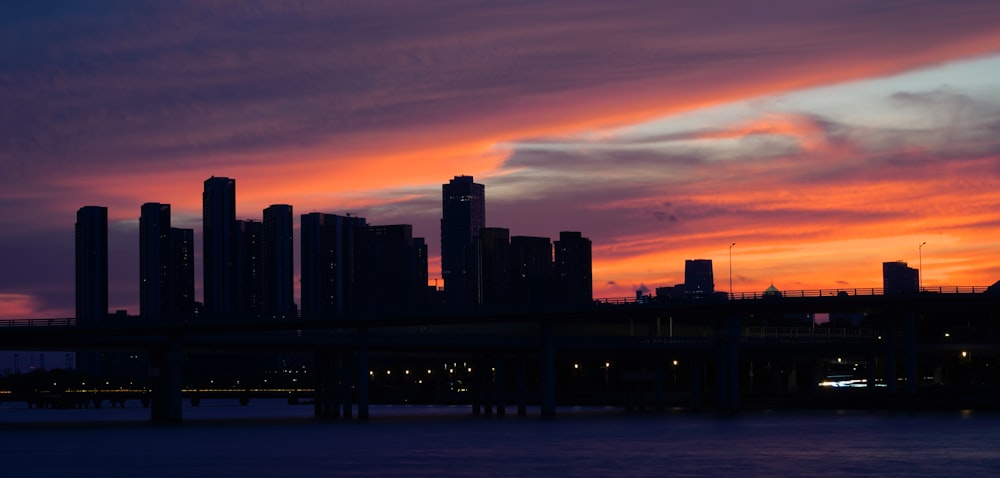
[{"left": 2, "top": 0, "right": 1000, "bottom": 319}]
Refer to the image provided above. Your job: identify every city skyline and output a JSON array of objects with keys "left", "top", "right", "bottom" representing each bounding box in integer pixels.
[{"left": 3, "top": 2, "right": 1000, "bottom": 318}]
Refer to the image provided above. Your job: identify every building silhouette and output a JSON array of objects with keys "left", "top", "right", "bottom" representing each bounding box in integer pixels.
[
  {"left": 441, "top": 175, "right": 485, "bottom": 307},
  {"left": 684, "top": 259, "right": 714, "bottom": 300},
  {"left": 203, "top": 176, "right": 237, "bottom": 320},
  {"left": 169, "top": 227, "right": 195, "bottom": 321},
  {"left": 139, "top": 203, "right": 172, "bottom": 321},
  {"left": 75, "top": 205, "right": 108, "bottom": 380},
  {"left": 510, "top": 236, "right": 554, "bottom": 304},
  {"left": 263, "top": 205, "right": 295, "bottom": 319},
  {"left": 353, "top": 224, "right": 426, "bottom": 312},
  {"left": 477, "top": 227, "right": 512, "bottom": 306},
  {"left": 883, "top": 261, "right": 918, "bottom": 296},
  {"left": 75, "top": 206, "right": 108, "bottom": 325},
  {"left": 236, "top": 219, "right": 264, "bottom": 321},
  {"left": 554, "top": 231, "right": 593, "bottom": 304},
  {"left": 300, "top": 213, "right": 367, "bottom": 319}
]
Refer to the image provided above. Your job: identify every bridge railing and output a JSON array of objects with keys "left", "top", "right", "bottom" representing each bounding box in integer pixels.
[
  {"left": 743, "top": 326, "right": 878, "bottom": 339},
  {"left": 0, "top": 318, "right": 76, "bottom": 328},
  {"left": 596, "top": 285, "right": 991, "bottom": 304}
]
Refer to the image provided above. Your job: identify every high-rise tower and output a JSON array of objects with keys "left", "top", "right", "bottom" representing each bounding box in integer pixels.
[
  {"left": 300, "top": 213, "right": 367, "bottom": 319},
  {"left": 441, "top": 175, "right": 485, "bottom": 307},
  {"left": 554, "top": 231, "right": 592, "bottom": 304},
  {"left": 684, "top": 259, "right": 714, "bottom": 300},
  {"left": 263, "top": 205, "right": 294, "bottom": 319},
  {"left": 170, "top": 227, "right": 195, "bottom": 321},
  {"left": 203, "top": 176, "right": 236, "bottom": 320},
  {"left": 76, "top": 206, "right": 108, "bottom": 324},
  {"left": 140, "top": 203, "right": 171, "bottom": 321}
]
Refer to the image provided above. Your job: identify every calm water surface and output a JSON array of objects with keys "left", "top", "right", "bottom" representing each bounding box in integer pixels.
[{"left": 1, "top": 400, "right": 998, "bottom": 477}]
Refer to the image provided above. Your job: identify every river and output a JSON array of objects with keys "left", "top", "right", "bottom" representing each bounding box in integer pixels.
[{"left": 1, "top": 400, "right": 998, "bottom": 477}]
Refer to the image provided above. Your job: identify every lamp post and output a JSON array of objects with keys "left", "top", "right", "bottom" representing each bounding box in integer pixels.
[
  {"left": 729, "top": 242, "right": 736, "bottom": 299},
  {"left": 919, "top": 242, "right": 926, "bottom": 291}
]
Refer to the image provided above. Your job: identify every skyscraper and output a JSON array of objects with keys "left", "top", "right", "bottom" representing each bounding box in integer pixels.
[
  {"left": 554, "top": 231, "right": 592, "bottom": 304},
  {"left": 203, "top": 176, "right": 236, "bottom": 320},
  {"left": 883, "top": 261, "right": 918, "bottom": 296},
  {"left": 684, "top": 259, "right": 714, "bottom": 300},
  {"left": 236, "top": 219, "right": 263, "bottom": 321},
  {"left": 140, "top": 203, "right": 171, "bottom": 321},
  {"left": 76, "top": 206, "right": 108, "bottom": 324},
  {"left": 510, "top": 235, "right": 553, "bottom": 305},
  {"left": 477, "top": 227, "right": 511, "bottom": 306},
  {"left": 263, "top": 205, "right": 294, "bottom": 319},
  {"left": 441, "top": 175, "right": 485, "bottom": 307},
  {"left": 300, "top": 213, "right": 367, "bottom": 319},
  {"left": 170, "top": 227, "right": 195, "bottom": 321},
  {"left": 353, "top": 224, "right": 420, "bottom": 312}
]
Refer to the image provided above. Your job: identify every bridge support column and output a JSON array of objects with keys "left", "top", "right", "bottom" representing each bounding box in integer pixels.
[
  {"left": 517, "top": 356, "right": 528, "bottom": 417},
  {"left": 357, "top": 327, "right": 370, "bottom": 420},
  {"left": 884, "top": 323, "right": 898, "bottom": 395},
  {"left": 715, "top": 316, "right": 740, "bottom": 413},
  {"left": 472, "top": 355, "right": 483, "bottom": 415},
  {"left": 654, "top": 362, "right": 665, "bottom": 411},
  {"left": 314, "top": 349, "right": 340, "bottom": 419},
  {"left": 482, "top": 356, "right": 493, "bottom": 416},
  {"left": 689, "top": 358, "right": 703, "bottom": 411},
  {"left": 904, "top": 312, "right": 918, "bottom": 397},
  {"left": 150, "top": 338, "right": 183, "bottom": 423},
  {"left": 540, "top": 320, "right": 556, "bottom": 417},
  {"left": 342, "top": 352, "right": 353, "bottom": 419},
  {"left": 495, "top": 357, "right": 506, "bottom": 417}
]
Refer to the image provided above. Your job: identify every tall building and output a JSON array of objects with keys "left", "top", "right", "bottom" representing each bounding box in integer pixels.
[
  {"left": 684, "top": 259, "right": 714, "bottom": 300},
  {"left": 203, "top": 176, "right": 237, "bottom": 320},
  {"left": 236, "top": 219, "right": 264, "bottom": 321},
  {"left": 441, "top": 175, "right": 485, "bottom": 307},
  {"left": 413, "top": 237, "right": 429, "bottom": 307},
  {"left": 477, "top": 227, "right": 511, "bottom": 306},
  {"left": 75, "top": 206, "right": 108, "bottom": 381},
  {"left": 75, "top": 206, "right": 108, "bottom": 324},
  {"left": 170, "top": 227, "right": 195, "bottom": 321},
  {"left": 510, "top": 236, "right": 553, "bottom": 305},
  {"left": 883, "top": 261, "right": 918, "bottom": 296},
  {"left": 263, "top": 205, "right": 294, "bottom": 319},
  {"left": 554, "top": 231, "right": 592, "bottom": 304},
  {"left": 353, "top": 224, "right": 420, "bottom": 312},
  {"left": 139, "top": 203, "right": 171, "bottom": 321},
  {"left": 300, "top": 213, "right": 367, "bottom": 319}
]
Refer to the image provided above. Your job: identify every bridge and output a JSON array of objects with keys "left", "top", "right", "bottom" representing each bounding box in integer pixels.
[{"left": 2, "top": 286, "right": 999, "bottom": 422}]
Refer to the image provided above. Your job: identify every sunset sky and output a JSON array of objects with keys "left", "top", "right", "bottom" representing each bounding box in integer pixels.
[{"left": 3, "top": 1, "right": 1000, "bottom": 319}]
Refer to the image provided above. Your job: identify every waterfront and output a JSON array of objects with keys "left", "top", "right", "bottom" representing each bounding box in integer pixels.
[{"left": 2, "top": 400, "right": 999, "bottom": 476}]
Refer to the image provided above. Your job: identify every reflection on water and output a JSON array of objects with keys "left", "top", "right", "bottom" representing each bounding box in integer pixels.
[{"left": 2, "top": 400, "right": 1000, "bottom": 477}]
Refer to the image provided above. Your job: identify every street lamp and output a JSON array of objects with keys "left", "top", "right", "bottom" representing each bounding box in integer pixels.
[
  {"left": 919, "top": 242, "right": 927, "bottom": 291},
  {"left": 729, "top": 242, "right": 736, "bottom": 299}
]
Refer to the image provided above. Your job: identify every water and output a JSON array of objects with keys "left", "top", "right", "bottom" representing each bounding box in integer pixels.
[{"left": 2, "top": 400, "right": 999, "bottom": 477}]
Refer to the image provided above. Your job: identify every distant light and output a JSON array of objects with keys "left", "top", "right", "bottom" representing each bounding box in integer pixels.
[
  {"left": 386, "top": 370, "right": 391, "bottom": 375},
  {"left": 573, "top": 363, "right": 579, "bottom": 369},
  {"left": 605, "top": 362, "right": 610, "bottom": 368},
  {"left": 427, "top": 369, "right": 432, "bottom": 374},
  {"left": 945, "top": 333, "right": 951, "bottom": 338},
  {"left": 467, "top": 367, "right": 472, "bottom": 373},
  {"left": 962, "top": 351, "right": 968, "bottom": 358},
  {"left": 405, "top": 370, "right": 410, "bottom": 375}
]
